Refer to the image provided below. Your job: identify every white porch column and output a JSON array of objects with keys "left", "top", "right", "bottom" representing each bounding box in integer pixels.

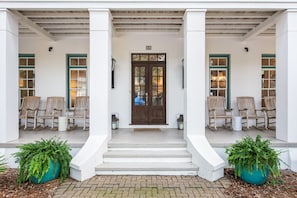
[
  {"left": 0, "top": 9, "right": 19, "bottom": 143},
  {"left": 184, "top": 9, "right": 224, "bottom": 182},
  {"left": 276, "top": 10, "right": 297, "bottom": 143},
  {"left": 70, "top": 9, "right": 112, "bottom": 181}
]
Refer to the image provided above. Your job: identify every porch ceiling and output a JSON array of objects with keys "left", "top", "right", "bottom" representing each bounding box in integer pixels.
[{"left": 12, "top": 9, "right": 282, "bottom": 41}]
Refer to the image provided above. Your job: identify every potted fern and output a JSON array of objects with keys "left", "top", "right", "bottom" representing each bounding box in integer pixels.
[
  {"left": 226, "top": 135, "right": 281, "bottom": 185},
  {"left": 13, "top": 138, "right": 72, "bottom": 184}
]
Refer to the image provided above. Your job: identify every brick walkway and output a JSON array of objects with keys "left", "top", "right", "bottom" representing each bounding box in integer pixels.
[{"left": 53, "top": 175, "right": 232, "bottom": 198}]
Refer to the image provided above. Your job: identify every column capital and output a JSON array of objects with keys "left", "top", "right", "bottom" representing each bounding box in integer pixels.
[
  {"left": 185, "top": 9, "right": 207, "bottom": 13},
  {"left": 184, "top": 8, "right": 206, "bottom": 32},
  {"left": 89, "top": 8, "right": 112, "bottom": 31}
]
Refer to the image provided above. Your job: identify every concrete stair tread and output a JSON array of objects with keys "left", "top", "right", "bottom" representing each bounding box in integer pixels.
[
  {"left": 108, "top": 142, "right": 187, "bottom": 148},
  {"left": 96, "top": 162, "right": 198, "bottom": 171},
  {"left": 103, "top": 150, "right": 191, "bottom": 158}
]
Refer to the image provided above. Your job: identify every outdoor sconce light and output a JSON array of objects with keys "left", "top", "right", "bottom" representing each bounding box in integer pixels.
[
  {"left": 111, "top": 114, "right": 119, "bottom": 130},
  {"left": 177, "top": 114, "right": 184, "bottom": 130},
  {"left": 111, "top": 58, "right": 116, "bottom": 89}
]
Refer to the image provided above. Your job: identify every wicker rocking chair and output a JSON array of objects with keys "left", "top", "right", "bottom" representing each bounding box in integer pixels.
[
  {"left": 35, "top": 97, "right": 64, "bottom": 130},
  {"left": 19, "top": 96, "right": 41, "bottom": 130},
  {"left": 236, "top": 96, "right": 267, "bottom": 130},
  {"left": 207, "top": 96, "right": 233, "bottom": 130}
]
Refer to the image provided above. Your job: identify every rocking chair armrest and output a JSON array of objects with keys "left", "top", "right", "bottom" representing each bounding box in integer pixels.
[
  {"left": 53, "top": 108, "right": 63, "bottom": 114},
  {"left": 208, "top": 108, "right": 216, "bottom": 113},
  {"left": 25, "top": 108, "right": 38, "bottom": 112},
  {"left": 264, "top": 108, "right": 276, "bottom": 112},
  {"left": 66, "top": 109, "right": 74, "bottom": 113},
  {"left": 238, "top": 108, "right": 248, "bottom": 112},
  {"left": 225, "top": 108, "right": 233, "bottom": 112}
]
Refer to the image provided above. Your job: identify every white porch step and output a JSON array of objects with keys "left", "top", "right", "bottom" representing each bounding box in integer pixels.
[
  {"left": 96, "top": 139, "right": 198, "bottom": 175},
  {"left": 103, "top": 150, "right": 192, "bottom": 162},
  {"left": 95, "top": 162, "right": 199, "bottom": 175},
  {"left": 108, "top": 142, "right": 187, "bottom": 150}
]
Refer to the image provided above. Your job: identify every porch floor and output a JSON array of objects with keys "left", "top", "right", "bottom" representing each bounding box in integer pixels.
[{"left": 7, "top": 127, "right": 292, "bottom": 147}]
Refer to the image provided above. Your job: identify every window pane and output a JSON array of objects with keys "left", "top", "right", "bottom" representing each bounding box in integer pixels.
[
  {"left": 71, "top": 80, "right": 77, "bottom": 88},
  {"left": 210, "top": 90, "right": 217, "bottom": 96},
  {"left": 28, "top": 58, "right": 35, "bottom": 66},
  {"left": 132, "top": 54, "right": 139, "bottom": 61},
  {"left": 29, "top": 90, "right": 35, "bottom": 96},
  {"left": 140, "top": 55, "right": 148, "bottom": 61},
  {"left": 21, "top": 90, "right": 27, "bottom": 98},
  {"left": 79, "top": 58, "right": 87, "bottom": 66},
  {"left": 19, "top": 58, "right": 27, "bottom": 66},
  {"left": 218, "top": 90, "right": 225, "bottom": 97},
  {"left": 210, "top": 58, "right": 218, "bottom": 66},
  {"left": 270, "top": 58, "right": 276, "bottom": 66},
  {"left": 149, "top": 55, "right": 158, "bottom": 61},
  {"left": 20, "top": 70, "right": 27, "bottom": 78},
  {"left": 262, "top": 58, "right": 269, "bottom": 66},
  {"left": 71, "top": 70, "right": 78, "bottom": 79},
  {"left": 71, "top": 58, "right": 78, "bottom": 66},
  {"left": 28, "top": 70, "right": 34, "bottom": 78},
  {"left": 270, "top": 80, "right": 275, "bottom": 88},
  {"left": 262, "top": 90, "right": 268, "bottom": 97},
  {"left": 270, "top": 70, "right": 276, "bottom": 79},
  {"left": 269, "top": 90, "right": 276, "bottom": 96},
  {"left": 28, "top": 80, "right": 34, "bottom": 88},
  {"left": 219, "top": 58, "right": 226, "bottom": 66}
]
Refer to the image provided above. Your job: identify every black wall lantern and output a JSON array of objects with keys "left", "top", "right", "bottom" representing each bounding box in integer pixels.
[{"left": 111, "top": 58, "right": 116, "bottom": 88}]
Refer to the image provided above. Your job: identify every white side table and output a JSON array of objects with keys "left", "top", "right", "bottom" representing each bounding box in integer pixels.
[
  {"left": 58, "top": 116, "right": 68, "bottom": 131},
  {"left": 233, "top": 116, "right": 242, "bottom": 131}
]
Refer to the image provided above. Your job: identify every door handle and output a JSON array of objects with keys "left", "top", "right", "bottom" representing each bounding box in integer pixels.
[{"left": 145, "top": 92, "right": 148, "bottom": 106}]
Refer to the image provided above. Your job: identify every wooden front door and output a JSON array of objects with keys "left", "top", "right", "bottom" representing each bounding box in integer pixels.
[{"left": 131, "top": 53, "right": 166, "bottom": 125}]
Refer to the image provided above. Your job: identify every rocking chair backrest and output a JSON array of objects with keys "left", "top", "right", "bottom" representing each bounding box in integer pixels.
[
  {"left": 237, "top": 96, "right": 257, "bottom": 117},
  {"left": 207, "top": 96, "right": 227, "bottom": 116},
  {"left": 44, "top": 97, "right": 64, "bottom": 116},
  {"left": 73, "top": 96, "right": 89, "bottom": 117},
  {"left": 19, "top": 96, "right": 41, "bottom": 117}
]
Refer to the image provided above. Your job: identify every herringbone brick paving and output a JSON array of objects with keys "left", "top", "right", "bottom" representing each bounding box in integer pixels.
[{"left": 53, "top": 175, "right": 231, "bottom": 198}]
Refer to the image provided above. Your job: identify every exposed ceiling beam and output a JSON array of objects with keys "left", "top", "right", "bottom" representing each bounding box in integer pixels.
[
  {"left": 12, "top": 10, "right": 56, "bottom": 41},
  {"left": 21, "top": 11, "right": 88, "bottom": 18},
  {"left": 241, "top": 11, "right": 283, "bottom": 41}
]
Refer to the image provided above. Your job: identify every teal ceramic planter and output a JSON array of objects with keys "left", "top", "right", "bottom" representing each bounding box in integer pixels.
[
  {"left": 31, "top": 160, "right": 61, "bottom": 184},
  {"left": 240, "top": 167, "right": 269, "bottom": 185}
]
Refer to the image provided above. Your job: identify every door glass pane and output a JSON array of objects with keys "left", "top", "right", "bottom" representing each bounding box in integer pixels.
[
  {"left": 134, "top": 66, "right": 146, "bottom": 106},
  {"left": 152, "top": 66, "right": 163, "bottom": 106}
]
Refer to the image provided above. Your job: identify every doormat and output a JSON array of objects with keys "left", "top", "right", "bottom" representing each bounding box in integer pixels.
[{"left": 134, "top": 128, "right": 161, "bottom": 132}]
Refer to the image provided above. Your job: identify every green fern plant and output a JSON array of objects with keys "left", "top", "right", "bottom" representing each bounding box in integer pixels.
[
  {"left": 13, "top": 138, "right": 72, "bottom": 184},
  {"left": 226, "top": 135, "right": 281, "bottom": 180},
  {"left": 0, "top": 154, "right": 6, "bottom": 173}
]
